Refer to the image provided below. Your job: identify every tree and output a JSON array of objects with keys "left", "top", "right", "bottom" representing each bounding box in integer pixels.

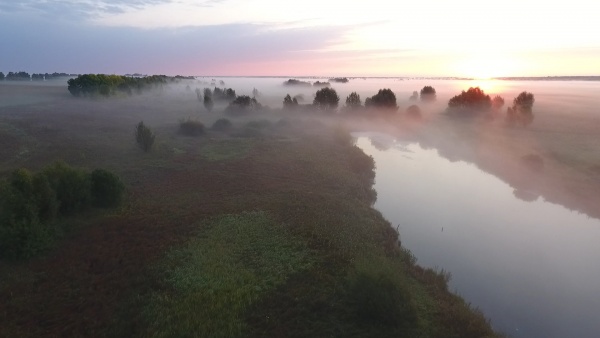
[
  {"left": 345, "top": 92, "right": 362, "bottom": 110},
  {"left": 492, "top": 95, "right": 505, "bottom": 110},
  {"left": 313, "top": 87, "right": 340, "bottom": 112},
  {"left": 420, "top": 86, "right": 436, "bottom": 102},
  {"left": 225, "top": 95, "right": 262, "bottom": 115},
  {"left": 135, "top": 121, "right": 155, "bottom": 152},
  {"left": 283, "top": 94, "right": 298, "bottom": 110},
  {"left": 195, "top": 88, "right": 202, "bottom": 102},
  {"left": 204, "top": 95, "right": 214, "bottom": 112},
  {"left": 0, "top": 72, "right": 4, "bottom": 80},
  {"left": 507, "top": 92, "right": 535, "bottom": 126},
  {"left": 409, "top": 91, "right": 418, "bottom": 101},
  {"left": 406, "top": 105, "right": 422, "bottom": 120},
  {"left": 365, "top": 89, "right": 398, "bottom": 112},
  {"left": 447, "top": 87, "right": 492, "bottom": 117}
]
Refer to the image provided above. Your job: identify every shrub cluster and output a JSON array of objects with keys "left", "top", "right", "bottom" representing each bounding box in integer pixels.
[
  {"left": 179, "top": 118, "right": 205, "bottom": 136},
  {"left": 212, "top": 118, "right": 233, "bottom": 131},
  {"left": 365, "top": 89, "right": 398, "bottom": 112},
  {"left": 0, "top": 162, "right": 124, "bottom": 259}
]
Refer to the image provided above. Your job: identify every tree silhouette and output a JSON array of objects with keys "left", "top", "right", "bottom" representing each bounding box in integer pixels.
[
  {"left": 313, "top": 87, "right": 340, "bottom": 112},
  {"left": 420, "top": 86, "right": 436, "bottom": 102},
  {"left": 365, "top": 89, "right": 398, "bottom": 112},
  {"left": 406, "top": 105, "right": 422, "bottom": 120},
  {"left": 409, "top": 91, "right": 419, "bottom": 101},
  {"left": 447, "top": 87, "right": 492, "bottom": 117},
  {"left": 283, "top": 94, "right": 298, "bottom": 110},
  {"left": 507, "top": 92, "right": 535, "bottom": 126},
  {"left": 135, "top": 121, "right": 155, "bottom": 152},
  {"left": 345, "top": 92, "right": 362, "bottom": 110}
]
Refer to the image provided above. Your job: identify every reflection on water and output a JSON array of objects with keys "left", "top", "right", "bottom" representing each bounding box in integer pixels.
[{"left": 355, "top": 133, "right": 600, "bottom": 338}]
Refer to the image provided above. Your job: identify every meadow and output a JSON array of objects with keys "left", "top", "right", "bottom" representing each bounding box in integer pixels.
[{"left": 0, "top": 81, "right": 501, "bottom": 337}]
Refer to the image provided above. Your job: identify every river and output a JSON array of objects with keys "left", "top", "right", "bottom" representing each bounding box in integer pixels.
[{"left": 355, "top": 134, "right": 600, "bottom": 338}]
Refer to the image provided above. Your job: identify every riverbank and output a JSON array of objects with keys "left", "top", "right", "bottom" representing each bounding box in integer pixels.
[{"left": 0, "top": 84, "right": 501, "bottom": 337}]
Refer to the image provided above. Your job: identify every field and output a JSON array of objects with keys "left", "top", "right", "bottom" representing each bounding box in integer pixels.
[{"left": 0, "top": 82, "right": 500, "bottom": 337}]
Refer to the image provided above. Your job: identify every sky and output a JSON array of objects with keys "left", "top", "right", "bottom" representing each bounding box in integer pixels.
[{"left": 1, "top": 0, "right": 599, "bottom": 77}]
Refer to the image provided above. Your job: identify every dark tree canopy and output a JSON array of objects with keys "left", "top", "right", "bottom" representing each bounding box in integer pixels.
[
  {"left": 507, "top": 92, "right": 535, "bottom": 126},
  {"left": 447, "top": 87, "right": 492, "bottom": 117},
  {"left": 6, "top": 71, "right": 31, "bottom": 81},
  {"left": 283, "top": 94, "right": 299, "bottom": 110},
  {"left": 0, "top": 72, "right": 4, "bottom": 80},
  {"left": 284, "top": 79, "right": 311, "bottom": 87},
  {"left": 313, "top": 81, "right": 331, "bottom": 87},
  {"left": 313, "top": 87, "right": 340, "bottom": 112},
  {"left": 135, "top": 121, "right": 155, "bottom": 152},
  {"left": 67, "top": 74, "right": 168, "bottom": 97},
  {"left": 365, "top": 89, "right": 398, "bottom": 112},
  {"left": 420, "top": 86, "right": 436, "bottom": 102},
  {"left": 225, "top": 95, "right": 262, "bottom": 115},
  {"left": 345, "top": 92, "right": 362, "bottom": 110}
]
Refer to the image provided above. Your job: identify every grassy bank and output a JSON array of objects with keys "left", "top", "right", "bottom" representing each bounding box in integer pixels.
[{"left": 0, "top": 83, "right": 500, "bottom": 337}]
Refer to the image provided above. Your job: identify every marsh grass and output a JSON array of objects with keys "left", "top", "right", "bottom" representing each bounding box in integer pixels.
[
  {"left": 142, "top": 211, "right": 314, "bottom": 338},
  {"left": 199, "top": 140, "right": 253, "bottom": 161}
]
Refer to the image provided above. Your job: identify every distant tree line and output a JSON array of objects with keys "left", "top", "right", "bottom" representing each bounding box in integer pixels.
[
  {"left": 67, "top": 74, "right": 170, "bottom": 97},
  {"left": 0, "top": 72, "right": 74, "bottom": 81}
]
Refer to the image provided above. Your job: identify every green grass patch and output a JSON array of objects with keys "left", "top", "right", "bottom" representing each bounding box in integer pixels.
[
  {"left": 199, "top": 140, "right": 253, "bottom": 161},
  {"left": 142, "top": 211, "right": 314, "bottom": 338}
]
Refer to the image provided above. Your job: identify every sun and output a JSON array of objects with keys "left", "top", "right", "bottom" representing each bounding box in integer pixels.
[{"left": 456, "top": 55, "right": 520, "bottom": 79}]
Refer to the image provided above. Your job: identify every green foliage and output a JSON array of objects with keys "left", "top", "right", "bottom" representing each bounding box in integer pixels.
[
  {"left": 42, "top": 162, "right": 91, "bottom": 215},
  {"left": 365, "top": 89, "right": 398, "bottom": 112},
  {"left": 143, "top": 212, "right": 314, "bottom": 338},
  {"left": 0, "top": 163, "right": 123, "bottom": 259},
  {"left": 447, "top": 87, "right": 492, "bottom": 117},
  {"left": 211, "top": 118, "right": 233, "bottom": 131},
  {"left": 420, "top": 86, "right": 437, "bottom": 102},
  {"left": 313, "top": 87, "right": 340, "bottom": 112},
  {"left": 200, "top": 140, "right": 253, "bottom": 161},
  {"left": 67, "top": 74, "right": 168, "bottom": 97},
  {"left": 135, "top": 121, "right": 155, "bottom": 152},
  {"left": 90, "top": 169, "right": 125, "bottom": 208},
  {"left": 178, "top": 118, "right": 205, "bottom": 136},
  {"left": 283, "top": 79, "right": 311, "bottom": 86}
]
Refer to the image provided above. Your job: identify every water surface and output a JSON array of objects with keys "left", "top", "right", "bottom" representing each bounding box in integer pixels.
[{"left": 355, "top": 134, "right": 600, "bottom": 338}]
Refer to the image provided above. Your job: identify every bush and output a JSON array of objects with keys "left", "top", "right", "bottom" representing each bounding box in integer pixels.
[
  {"left": 212, "top": 118, "right": 233, "bottom": 131},
  {"left": 135, "top": 121, "right": 155, "bottom": 152},
  {"left": 43, "top": 162, "right": 91, "bottom": 215},
  {"left": 179, "top": 118, "right": 205, "bottom": 136},
  {"left": 90, "top": 169, "right": 125, "bottom": 207}
]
